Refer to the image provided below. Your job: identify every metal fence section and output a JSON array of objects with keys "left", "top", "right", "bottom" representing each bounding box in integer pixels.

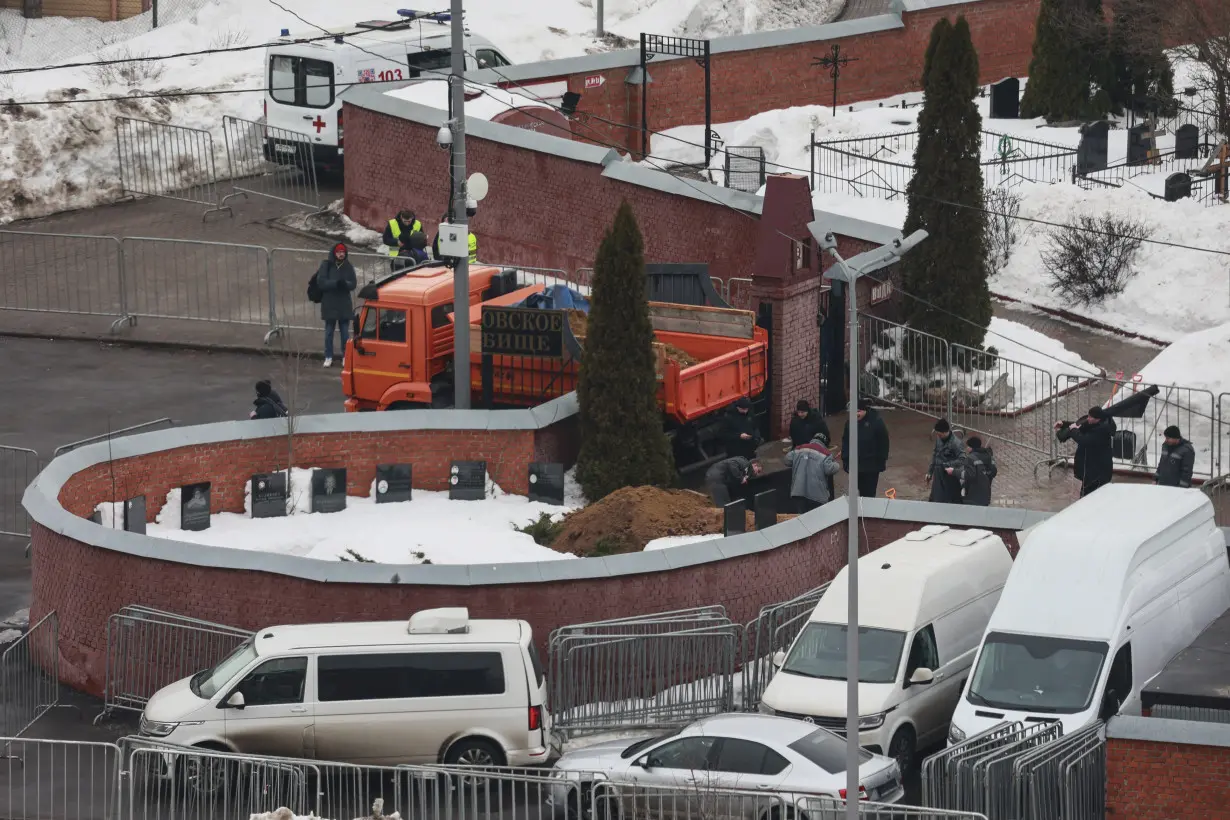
[
  {"left": 724, "top": 145, "right": 767, "bottom": 193},
  {"left": 548, "top": 606, "right": 740, "bottom": 735},
  {"left": 1149, "top": 704, "right": 1230, "bottom": 724},
  {"left": 0, "top": 612, "right": 60, "bottom": 738},
  {"left": 266, "top": 247, "right": 403, "bottom": 337},
  {"left": 53, "top": 419, "right": 175, "bottom": 459},
  {"left": 96, "top": 606, "right": 252, "bottom": 722},
  {"left": 741, "top": 584, "right": 829, "bottom": 710},
  {"left": 726, "top": 276, "right": 754, "bottom": 310},
  {"left": 221, "top": 115, "right": 322, "bottom": 212},
  {"left": 119, "top": 237, "right": 269, "bottom": 329},
  {"left": 0, "top": 231, "right": 127, "bottom": 326},
  {"left": 0, "top": 738, "right": 121, "bottom": 820},
  {"left": 114, "top": 117, "right": 230, "bottom": 220},
  {"left": 0, "top": 446, "right": 39, "bottom": 541},
  {"left": 800, "top": 797, "right": 989, "bottom": 820}
]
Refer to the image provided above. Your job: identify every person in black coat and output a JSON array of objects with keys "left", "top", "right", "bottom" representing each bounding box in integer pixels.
[
  {"left": 789, "top": 400, "right": 831, "bottom": 448},
  {"left": 1055, "top": 406, "right": 1116, "bottom": 497},
  {"left": 704, "top": 456, "right": 762, "bottom": 507},
  {"left": 722, "top": 396, "right": 762, "bottom": 460},
  {"left": 949, "top": 436, "right": 997, "bottom": 506},
  {"left": 841, "top": 400, "right": 891, "bottom": 498},
  {"left": 249, "top": 380, "right": 288, "bottom": 420},
  {"left": 1155, "top": 426, "right": 1195, "bottom": 488},
  {"left": 317, "top": 243, "right": 357, "bottom": 367}
]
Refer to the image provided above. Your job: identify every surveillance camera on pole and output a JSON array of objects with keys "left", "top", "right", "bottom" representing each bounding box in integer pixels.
[{"left": 436, "top": 122, "right": 454, "bottom": 149}]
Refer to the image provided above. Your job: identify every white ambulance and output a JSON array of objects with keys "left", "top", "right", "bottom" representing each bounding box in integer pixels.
[{"left": 263, "top": 11, "right": 513, "bottom": 172}]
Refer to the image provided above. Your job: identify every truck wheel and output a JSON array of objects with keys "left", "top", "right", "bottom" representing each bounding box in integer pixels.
[{"left": 387, "top": 401, "right": 426, "bottom": 410}]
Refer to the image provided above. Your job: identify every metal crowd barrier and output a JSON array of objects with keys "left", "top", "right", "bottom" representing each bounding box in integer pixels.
[
  {"left": 0, "top": 446, "right": 40, "bottom": 541},
  {"left": 95, "top": 607, "right": 252, "bottom": 723},
  {"left": 741, "top": 583, "right": 829, "bottom": 710},
  {"left": 800, "top": 798, "right": 989, "bottom": 820},
  {"left": 266, "top": 246, "right": 400, "bottom": 339},
  {"left": 53, "top": 419, "right": 175, "bottom": 459},
  {"left": 115, "top": 117, "right": 231, "bottom": 221},
  {"left": 221, "top": 115, "right": 323, "bottom": 212},
  {"left": 0, "top": 231, "right": 126, "bottom": 325},
  {"left": 0, "top": 612, "right": 61, "bottom": 738},
  {"left": 0, "top": 737, "right": 121, "bottom": 820}
]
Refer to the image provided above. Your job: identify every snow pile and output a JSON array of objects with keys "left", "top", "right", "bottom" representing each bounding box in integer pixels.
[
  {"left": 644, "top": 534, "right": 721, "bottom": 550},
  {"left": 864, "top": 317, "right": 1098, "bottom": 412}
]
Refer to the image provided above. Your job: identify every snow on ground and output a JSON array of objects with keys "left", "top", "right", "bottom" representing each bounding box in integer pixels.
[
  {"left": 95, "top": 467, "right": 585, "bottom": 565},
  {"left": 644, "top": 533, "right": 721, "bottom": 550}
]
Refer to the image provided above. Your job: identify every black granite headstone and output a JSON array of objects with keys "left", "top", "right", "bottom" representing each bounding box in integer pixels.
[
  {"left": 1077, "top": 121, "right": 1110, "bottom": 174},
  {"left": 1175, "top": 124, "right": 1200, "bottom": 160},
  {"left": 179, "top": 482, "right": 211, "bottom": 531},
  {"left": 311, "top": 468, "right": 347, "bottom": 514},
  {"left": 449, "top": 461, "right": 487, "bottom": 501},
  {"left": 989, "top": 77, "right": 1020, "bottom": 119},
  {"left": 123, "top": 496, "right": 146, "bottom": 534},
  {"left": 1127, "top": 123, "right": 1154, "bottom": 166},
  {"left": 754, "top": 490, "right": 777, "bottom": 530},
  {"left": 528, "top": 463, "right": 566, "bottom": 506},
  {"left": 251, "top": 472, "right": 288, "bottom": 519},
  {"left": 375, "top": 464, "right": 413, "bottom": 504},
  {"left": 1165, "top": 172, "right": 1192, "bottom": 202},
  {"left": 723, "top": 499, "right": 746, "bottom": 537}
]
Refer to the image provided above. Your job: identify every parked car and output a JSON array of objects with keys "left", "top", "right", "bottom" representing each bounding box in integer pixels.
[
  {"left": 759, "top": 525, "right": 1012, "bottom": 773},
  {"left": 949, "top": 485, "right": 1230, "bottom": 744},
  {"left": 546, "top": 714, "right": 903, "bottom": 819},
  {"left": 139, "top": 607, "right": 554, "bottom": 767}
]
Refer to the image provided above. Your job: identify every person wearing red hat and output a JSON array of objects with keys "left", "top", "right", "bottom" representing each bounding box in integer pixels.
[{"left": 317, "top": 242, "right": 356, "bottom": 367}]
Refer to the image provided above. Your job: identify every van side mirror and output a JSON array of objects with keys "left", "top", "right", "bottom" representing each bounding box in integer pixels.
[
  {"left": 352, "top": 313, "right": 361, "bottom": 338},
  {"left": 225, "top": 691, "right": 246, "bottom": 710},
  {"left": 631, "top": 756, "right": 648, "bottom": 769},
  {"left": 772, "top": 650, "right": 786, "bottom": 669},
  {"left": 908, "top": 668, "right": 934, "bottom": 686}
]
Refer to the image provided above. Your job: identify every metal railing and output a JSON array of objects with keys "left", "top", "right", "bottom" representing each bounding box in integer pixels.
[
  {"left": 801, "top": 798, "right": 989, "bottom": 820},
  {"left": 725, "top": 145, "right": 767, "bottom": 193},
  {"left": 54, "top": 419, "right": 175, "bottom": 459},
  {"left": 114, "top": 117, "right": 230, "bottom": 221},
  {"left": 0, "top": 612, "right": 60, "bottom": 738},
  {"left": 1, "top": 446, "right": 40, "bottom": 540},
  {"left": 1149, "top": 704, "right": 1230, "bottom": 724},
  {"left": 221, "top": 115, "right": 323, "bottom": 212},
  {"left": 95, "top": 607, "right": 252, "bottom": 723},
  {"left": 547, "top": 606, "right": 741, "bottom": 735},
  {"left": 726, "top": 276, "right": 754, "bottom": 310},
  {"left": 0, "top": 231, "right": 126, "bottom": 323},
  {"left": 0, "top": 737, "right": 122, "bottom": 820},
  {"left": 741, "top": 583, "right": 829, "bottom": 710}
]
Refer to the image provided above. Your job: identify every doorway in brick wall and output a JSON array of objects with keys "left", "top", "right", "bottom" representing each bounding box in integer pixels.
[{"left": 820, "top": 280, "right": 846, "bottom": 416}]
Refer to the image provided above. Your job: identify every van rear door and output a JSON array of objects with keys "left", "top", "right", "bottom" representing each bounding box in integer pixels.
[{"left": 267, "top": 52, "right": 338, "bottom": 148}]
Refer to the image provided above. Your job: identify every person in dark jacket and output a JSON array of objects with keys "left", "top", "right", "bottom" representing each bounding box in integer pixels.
[
  {"left": 789, "top": 400, "right": 831, "bottom": 448},
  {"left": 1055, "top": 406, "right": 1116, "bottom": 497},
  {"left": 704, "top": 456, "right": 762, "bottom": 507},
  {"left": 249, "top": 380, "right": 288, "bottom": 420},
  {"left": 925, "top": 418, "right": 965, "bottom": 503},
  {"left": 318, "top": 243, "right": 357, "bottom": 367},
  {"left": 1155, "top": 426, "right": 1195, "bottom": 488},
  {"left": 948, "top": 436, "right": 997, "bottom": 506},
  {"left": 722, "top": 396, "right": 762, "bottom": 459},
  {"left": 784, "top": 436, "right": 841, "bottom": 513},
  {"left": 841, "top": 400, "right": 891, "bottom": 498},
  {"left": 383, "top": 209, "right": 423, "bottom": 271}
]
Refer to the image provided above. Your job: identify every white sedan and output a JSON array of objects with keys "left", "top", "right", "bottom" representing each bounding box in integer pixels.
[{"left": 547, "top": 714, "right": 903, "bottom": 819}]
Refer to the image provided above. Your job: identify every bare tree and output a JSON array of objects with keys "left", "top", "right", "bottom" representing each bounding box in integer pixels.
[
  {"left": 1166, "top": 0, "right": 1230, "bottom": 139},
  {"left": 262, "top": 334, "right": 309, "bottom": 513}
]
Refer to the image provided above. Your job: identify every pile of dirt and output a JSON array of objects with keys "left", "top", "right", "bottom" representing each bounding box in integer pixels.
[
  {"left": 565, "top": 310, "right": 700, "bottom": 368},
  {"left": 552, "top": 485, "right": 795, "bottom": 556}
]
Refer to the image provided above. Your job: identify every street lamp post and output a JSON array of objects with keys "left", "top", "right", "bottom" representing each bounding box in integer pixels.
[{"left": 807, "top": 224, "right": 928, "bottom": 820}]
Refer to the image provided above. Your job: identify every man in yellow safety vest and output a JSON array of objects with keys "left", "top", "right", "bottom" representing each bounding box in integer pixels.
[{"left": 383, "top": 209, "right": 423, "bottom": 271}]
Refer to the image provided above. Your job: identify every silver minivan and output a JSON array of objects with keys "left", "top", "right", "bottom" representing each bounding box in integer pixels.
[{"left": 139, "top": 608, "right": 554, "bottom": 766}]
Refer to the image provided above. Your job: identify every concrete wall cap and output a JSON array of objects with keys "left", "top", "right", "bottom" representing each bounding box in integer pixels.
[
  {"left": 1108, "top": 715, "right": 1230, "bottom": 749},
  {"left": 601, "top": 161, "right": 762, "bottom": 214}
]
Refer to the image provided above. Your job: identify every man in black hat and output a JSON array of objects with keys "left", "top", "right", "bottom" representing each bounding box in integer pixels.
[
  {"left": 789, "top": 399, "right": 831, "bottom": 449},
  {"left": 925, "top": 418, "right": 965, "bottom": 504},
  {"left": 1055, "top": 406, "right": 1116, "bottom": 497},
  {"left": 841, "top": 399, "right": 891, "bottom": 498},
  {"left": 704, "top": 456, "right": 763, "bottom": 508},
  {"left": 1155, "top": 426, "right": 1195, "bottom": 488},
  {"left": 947, "top": 436, "right": 997, "bottom": 506},
  {"left": 722, "top": 396, "right": 762, "bottom": 460}
]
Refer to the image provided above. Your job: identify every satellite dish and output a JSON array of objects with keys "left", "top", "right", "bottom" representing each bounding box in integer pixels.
[{"left": 467, "top": 172, "right": 489, "bottom": 202}]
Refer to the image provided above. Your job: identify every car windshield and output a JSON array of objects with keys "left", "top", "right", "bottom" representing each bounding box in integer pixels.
[
  {"left": 968, "top": 632, "right": 1108, "bottom": 714},
  {"left": 783, "top": 623, "right": 907, "bottom": 684},
  {"left": 191, "top": 640, "right": 258, "bottom": 700},
  {"left": 621, "top": 729, "right": 681, "bottom": 760},
  {"left": 788, "top": 728, "right": 872, "bottom": 773}
]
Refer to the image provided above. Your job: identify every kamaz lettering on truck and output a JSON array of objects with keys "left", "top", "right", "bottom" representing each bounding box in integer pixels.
[{"left": 264, "top": 11, "right": 512, "bottom": 172}]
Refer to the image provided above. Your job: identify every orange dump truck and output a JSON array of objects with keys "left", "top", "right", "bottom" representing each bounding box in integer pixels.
[{"left": 341, "top": 264, "right": 768, "bottom": 467}]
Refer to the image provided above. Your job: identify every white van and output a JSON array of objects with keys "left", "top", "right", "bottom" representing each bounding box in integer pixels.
[
  {"left": 759, "top": 526, "right": 1013, "bottom": 773},
  {"left": 264, "top": 13, "right": 513, "bottom": 171},
  {"left": 948, "top": 485, "right": 1230, "bottom": 745},
  {"left": 139, "top": 608, "right": 553, "bottom": 767}
]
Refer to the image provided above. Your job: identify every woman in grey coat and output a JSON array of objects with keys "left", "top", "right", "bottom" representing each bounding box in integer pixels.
[
  {"left": 318, "top": 243, "right": 357, "bottom": 367},
  {"left": 784, "top": 436, "right": 842, "bottom": 513}
]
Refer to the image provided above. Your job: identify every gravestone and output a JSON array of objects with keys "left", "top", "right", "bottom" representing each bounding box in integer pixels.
[
  {"left": 449, "top": 461, "right": 487, "bottom": 501},
  {"left": 123, "top": 496, "right": 146, "bottom": 534},
  {"left": 1164, "top": 172, "right": 1192, "bottom": 202},
  {"left": 528, "top": 463, "right": 566, "bottom": 506},
  {"left": 179, "top": 482, "right": 211, "bottom": 531},
  {"left": 1077, "top": 121, "right": 1109, "bottom": 175},
  {"left": 754, "top": 490, "right": 777, "bottom": 530},
  {"left": 1175, "top": 124, "right": 1200, "bottom": 160},
  {"left": 311, "top": 468, "right": 347, "bottom": 514},
  {"left": 251, "top": 472, "right": 288, "bottom": 518},
  {"left": 722, "top": 499, "right": 746, "bottom": 537},
  {"left": 375, "top": 464, "right": 413, "bottom": 504},
  {"left": 1127, "top": 123, "right": 1155, "bottom": 165},
  {"left": 989, "top": 77, "right": 1020, "bottom": 119}
]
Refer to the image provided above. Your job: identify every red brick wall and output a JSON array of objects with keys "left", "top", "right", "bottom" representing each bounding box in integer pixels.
[
  {"left": 1106, "top": 737, "right": 1230, "bottom": 819},
  {"left": 501, "top": 0, "right": 1041, "bottom": 154}
]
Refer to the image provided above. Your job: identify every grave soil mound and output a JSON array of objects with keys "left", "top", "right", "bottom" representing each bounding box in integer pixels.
[{"left": 552, "top": 486, "right": 721, "bottom": 556}]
